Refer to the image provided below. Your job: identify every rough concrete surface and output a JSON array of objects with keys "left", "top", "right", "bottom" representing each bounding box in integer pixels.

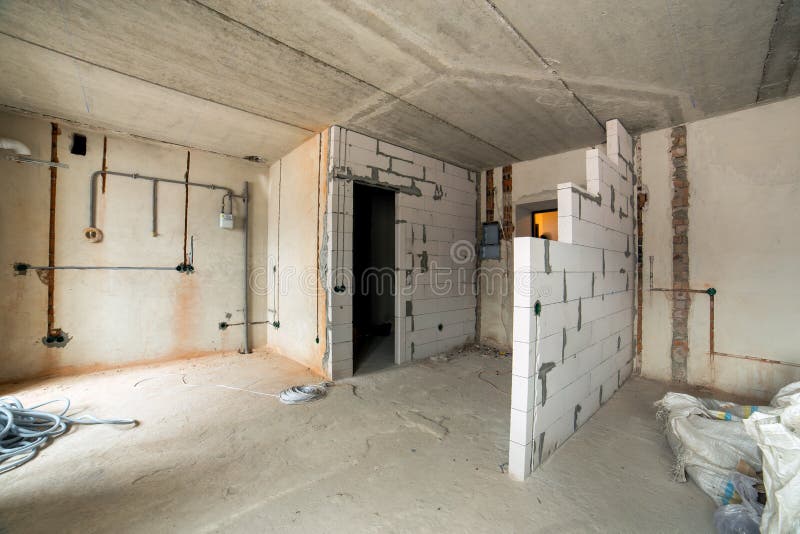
[
  {"left": 1, "top": 349, "right": 714, "bottom": 533},
  {"left": 1, "top": 0, "right": 796, "bottom": 168}
]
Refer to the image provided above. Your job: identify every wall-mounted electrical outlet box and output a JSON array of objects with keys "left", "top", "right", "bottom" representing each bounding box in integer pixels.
[
  {"left": 480, "top": 221, "right": 501, "bottom": 259},
  {"left": 219, "top": 213, "right": 234, "bottom": 229}
]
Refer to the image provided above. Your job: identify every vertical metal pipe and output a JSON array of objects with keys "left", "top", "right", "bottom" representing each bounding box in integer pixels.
[
  {"left": 709, "top": 293, "right": 715, "bottom": 355},
  {"left": 152, "top": 180, "right": 158, "bottom": 237},
  {"left": 242, "top": 181, "right": 251, "bottom": 354},
  {"left": 183, "top": 152, "right": 190, "bottom": 265},
  {"left": 47, "top": 123, "right": 60, "bottom": 337}
]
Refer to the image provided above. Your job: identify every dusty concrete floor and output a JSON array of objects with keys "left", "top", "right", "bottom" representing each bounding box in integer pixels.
[{"left": 0, "top": 348, "right": 715, "bottom": 533}]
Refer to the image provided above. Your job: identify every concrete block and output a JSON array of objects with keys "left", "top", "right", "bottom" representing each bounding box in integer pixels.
[
  {"left": 576, "top": 343, "right": 604, "bottom": 375},
  {"left": 565, "top": 272, "right": 594, "bottom": 302},
  {"left": 412, "top": 339, "right": 440, "bottom": 360},
  {"left": 531, "top": 239, "right": 603, "bottom": 273},
  {"left": 538, "top": 299, "right": 580, "bottom": 338},
  {"left": 332, "top": 357, "right": 353, "bottom": 379},
  {"left": 444, "top": 163, "right": 469, "bottom": 181},
  {"left": 508, "top": 440, "right": 532, "bottom": 481},
  {"left": 537, "top": 329, "right": 565, "bottom": 367},
  {"left": 558, "top": 215, "right": 574, "bottom": 244},
  {"left": 330, "top": 322, "right": 353, "bottom": 344},
  {"left": 391, "top": 158, "right": 424, "bottom": 179},
  {"left": 564, "top": 322, "right": 594, "bottom": 360},
  {"left": 557, "top": 183, "right": 578, "bottom": 218},
  {"left": 533, "top": 409, "right": 576, "bottom": 470},
  {"left": 326, "top": 212, "right": 353, "bottom": 234},
  {"left": 513, "top": 306, "right": 537, "bottom": 343},
  {"left": 509, "top": 408, "right": 534, "bottom": 446},
  {"left": 330, "top": 341, "right": 353, "bottom": 361},
  {"left": 607, "top": 119, "right": 633, "bottom": 171},
  {"left": 535, "top": 354, "right": 580, "bottom": 407},
  {"left": 377, "top": 169, "right": 415, "bottom": 190},
  {"left": 344, "top": 129, "right": 378, "bottom": 152},
  {"left": 328, "top": 304, "right": 352, "bottom": 325},
  {"left": 511, "top": 374, "right": 536, "bottom": 412},
  {"left": 378, "top": 139, "right": 415, "bottom": 162},
  {"left": 536, "top": 372, "right": 590, "bottom": 430},
  {"left": 410, "top": 327, "right": 438, "bottom": 346},
  {"left": 585, "top": 149, "right": 601, "bottom": 195},
  {"left": 346, "top": 144, "right": 388, "bottom": 170},
  {"left": 512, "top": 340, "right": 536, "bottom": 378},
  {"left": 514, "top": 237, "right": 534, "bottom": 272}
]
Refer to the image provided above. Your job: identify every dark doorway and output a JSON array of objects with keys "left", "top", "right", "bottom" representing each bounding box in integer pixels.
[{"left": 352, "top": 183, "right": 395, "bottom": 374}]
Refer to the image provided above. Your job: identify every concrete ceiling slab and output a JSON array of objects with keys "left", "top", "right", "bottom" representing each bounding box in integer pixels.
[
  {"left": 0, "top": 34, "right": 310, "bottom": 160},
  {"left": 0, "top": 0, "right": 795, "bottom": 168}
]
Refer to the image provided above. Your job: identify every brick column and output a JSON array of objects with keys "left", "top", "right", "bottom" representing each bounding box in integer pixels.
[{"left": 670, "top": 126, "right": 689, "bottom": 382}]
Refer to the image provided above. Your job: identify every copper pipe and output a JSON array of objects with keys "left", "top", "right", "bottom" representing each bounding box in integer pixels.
[
  {"left": 47, "top": 122, "right": 60, "bottom": 337},
  {"left": 709, "top": 293, "right": 715, "bottom": 354},
  {"left": 712, "top": 351, "right": 800, "bottom": 368},
  {"left": 649, "top": 287, "right": 709, "bottom": 294}
]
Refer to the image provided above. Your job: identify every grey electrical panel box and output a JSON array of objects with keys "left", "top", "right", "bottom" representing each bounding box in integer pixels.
[{"left": 480, "top": 222, "right": 501, "bottom": 260}]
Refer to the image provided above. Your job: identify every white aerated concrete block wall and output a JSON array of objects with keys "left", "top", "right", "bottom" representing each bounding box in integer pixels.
[
  {"left": 509, "top": 120, "right": 636, "bottom": 480},
  {"left": 325, "top": 126, "right": 478, "bottom": 379}
]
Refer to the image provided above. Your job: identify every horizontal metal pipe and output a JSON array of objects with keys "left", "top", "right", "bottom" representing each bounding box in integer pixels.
[
  {"left": 89, "top": 170, "right": 238, "bottom": 228},
  {"left": 712, "top": 351, "right": 800, "bottom": 368},
  {"left": 649, "top": 287, "right": 710, "bottom": 294},
  {"left": 23, "top": 265, "right": 178, "bottom": 271},
  {"left": 221, "top": 320, "right": 270, "bottom": 328}
]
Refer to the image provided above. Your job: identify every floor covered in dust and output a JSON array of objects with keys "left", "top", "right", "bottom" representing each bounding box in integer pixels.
[{"left": 0, "top": 349, "right": 715, "bottom": 533}]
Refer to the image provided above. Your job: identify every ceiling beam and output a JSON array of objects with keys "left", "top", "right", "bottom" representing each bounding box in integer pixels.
[{"left": 757, "top": 0, "right": 800, "bottom": 102}]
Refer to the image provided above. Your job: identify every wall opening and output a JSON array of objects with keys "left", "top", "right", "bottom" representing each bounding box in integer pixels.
[
  {"left": 515, "top": 199, "right": 558, "bottom": 238},
  {"left": 531, "top": 209, "right": 558, "bottom": 240},
  {"left": 352, "top": 183, "right": 395, "bottom": 374}
]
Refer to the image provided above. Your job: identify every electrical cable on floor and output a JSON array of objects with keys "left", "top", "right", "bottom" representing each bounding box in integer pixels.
[
  {"left": 0, "top": 396, "right": 136, "bottom": 475},
  {"left": 133, "top": 374, "right": 332, "bottom": 405}
]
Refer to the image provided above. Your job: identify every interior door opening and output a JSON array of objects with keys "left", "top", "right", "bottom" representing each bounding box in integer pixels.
[{"left": 352, "top": 183, "right": 396, "bottom": 374}]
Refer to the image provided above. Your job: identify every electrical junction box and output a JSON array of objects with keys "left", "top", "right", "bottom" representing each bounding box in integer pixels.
[
  {"left": 480, "top": 221, "right": 501, "bottom": 259},
  {"left": 219, "top": 212, "right": 234, "bottom": 229}
]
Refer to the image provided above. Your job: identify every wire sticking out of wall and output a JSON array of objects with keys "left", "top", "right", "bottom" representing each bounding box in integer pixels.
[{"left": 0, "top": 396, "right": 136, "bottom": 474}]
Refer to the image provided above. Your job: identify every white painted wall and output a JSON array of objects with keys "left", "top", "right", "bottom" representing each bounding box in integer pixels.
[
  {"left": 0, "top": 110, "right": 273, "bottom": 382},
  {"left": 262, "top": 133, "right": 328, "bottom": 375},
  {"left": 640, "top": 96, "right": 800, "bottom": 399},
  {"left": 509, "top": 121, "right": 636, "bottom": 479},
  {"left": 326, "top": 127, "right": 478, "bottom": 379}
]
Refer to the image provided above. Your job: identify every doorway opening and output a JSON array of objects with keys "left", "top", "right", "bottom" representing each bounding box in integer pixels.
[{"left": 352, "top": 183, "right": 396, "bottom": 374}]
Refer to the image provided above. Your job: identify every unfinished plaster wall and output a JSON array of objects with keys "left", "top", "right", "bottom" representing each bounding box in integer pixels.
[
  {"left": 509, "top": 120, "right": 636, "bottom": 479},
  {"left": 479, "top": 147, "right": 598, "bottom": 348},
  {"left": 263, "top": 133, "right": 328, "bottom": 375},
  {"left": 326, "top": 127, "right": 477, "bottom": 379},
  {"left": 0, "top": 110, "right": 271, "bottom": 382},
  {"left": 640, "top": 96, "right": 800, "bottom": 399}
]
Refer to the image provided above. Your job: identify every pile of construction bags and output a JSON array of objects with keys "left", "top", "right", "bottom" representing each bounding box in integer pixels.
[{"left": 656, "top": 382, "right": 800, "bottom": 533}]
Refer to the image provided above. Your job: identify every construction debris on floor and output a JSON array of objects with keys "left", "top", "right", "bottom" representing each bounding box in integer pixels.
[{"left": 656, "top": 382, "right": 800, "bottom": 533}]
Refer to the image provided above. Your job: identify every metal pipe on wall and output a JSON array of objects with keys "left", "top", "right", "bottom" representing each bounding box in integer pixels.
[
  {"left": 241, "top": 181, "right": 251, "bottom": 354},
  {"left": 649, "top": 286, "right": 800, "bottom": 368},
  {"left": 88, "top": 170, "right": 239, "bottom": 229}
]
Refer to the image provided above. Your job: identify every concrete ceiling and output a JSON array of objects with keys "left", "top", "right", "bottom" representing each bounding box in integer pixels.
[{"left": 0, "top": 0, "right": 797, "bottom": 169}]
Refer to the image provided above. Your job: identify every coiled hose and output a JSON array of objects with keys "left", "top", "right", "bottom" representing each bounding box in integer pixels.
[{"left": 0, "top": 396, "right": 136, "bottom": 474}]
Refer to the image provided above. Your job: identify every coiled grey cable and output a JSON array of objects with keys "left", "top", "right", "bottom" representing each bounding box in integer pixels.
[{"left": 0, "top": 396, "right": 136, "bottom": 474}]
